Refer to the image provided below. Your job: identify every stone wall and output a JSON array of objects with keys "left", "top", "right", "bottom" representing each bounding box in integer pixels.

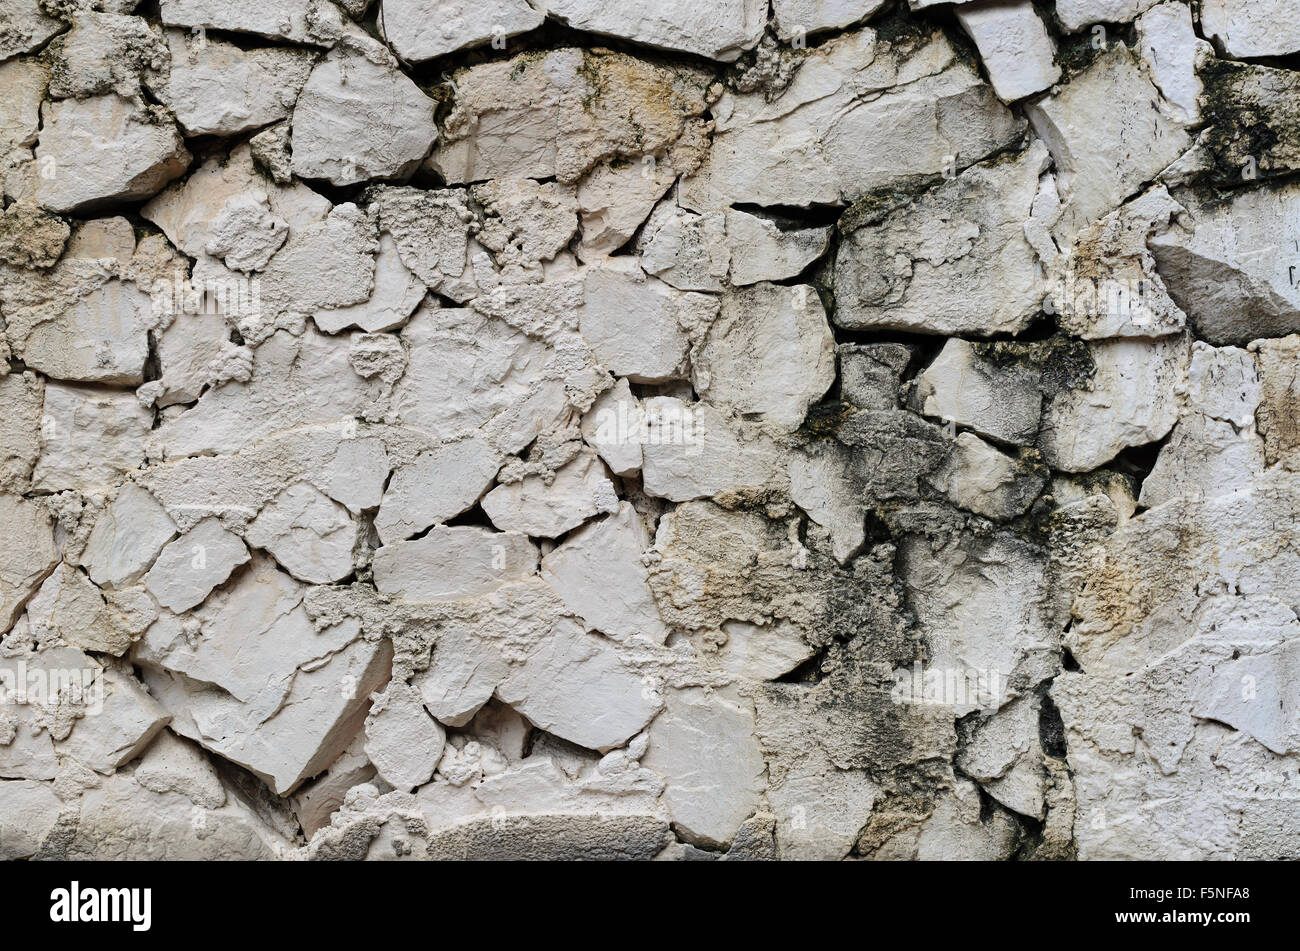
[{"left": 1, "top": 0, "right": 1298, "bottom": 860}]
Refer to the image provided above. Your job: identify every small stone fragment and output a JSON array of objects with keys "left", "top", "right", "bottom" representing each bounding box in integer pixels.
[
  {"left": 482, "top": 450, "right": 619, "bottom": 538},
  {"left": 373, "top": 526, "right": 538, "bottom": 602},
  {"left": 291, "top": 31, "right": 437, "bottom": 186},
  {"left": 144, "top": 518, "right": 251, "bottom": 613},
  {"left": 380, "top": 0, "right": 544, "bottom": 63},
  {"left": 541, "top": 502, "right": 668, "bottom": 643},
  {"left": 245, "top": 482, "right": 356, "bottom": 585},
  {"left": 364, "top": 681, "right": 445, "bottom": 791},
  {"left": 35, "top": 95, "right": 190, "bottom": 214},
  {"left": 955, "top": 0, "right": 1059, "bottom": 103}
]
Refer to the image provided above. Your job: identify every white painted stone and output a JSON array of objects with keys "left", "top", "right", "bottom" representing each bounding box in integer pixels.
[
  {"left": 0, "top": 57, "right": 47, "bottom": 150},
  {"left": 151, "top": 310, "right": 233, "bottom": 408},
  {"left": 35, "top": 95, "right": 190, "bottom": 214},
  {"left": 57, "top": 666, "right": 170, "bottom": 774},
  {"left": 482, "top": 450, "right": 619, "bottom": 538},
  {"left": 1140, "top": 344, "right": 1263, "bottom": 509},
  {"left": 642, "top": 688, "right": 765, "bottom": 847},
  {"left": 911, "top": 339, "right": 1043, "bottom": 446},
  {"left": 144, "top": 518, "right": 251, "bottom": 613},
  {"left": 364, "top": 681, "right": 445, "bottom": 790},
  {"left": 159, "top": 0, "right": 345, "bottom": 45},
  {"left": 541, "top": 502, "right": 668, "bottom": 643},
  {"left": 638, "top": 203, "right": 728, "bottom": 293},
  {"left": 68, "top": 764, "right": 291, "bottom": 859},
  {"left": 393, "top": 304, "right": 575, "bottom": 456},
  {"left": 291, "top": 31, "right": 437, "bottom": 186},
  {"left": 1026, "top": 44, "right": 1190, "bottom": 246},
  {"left": 682, "top": 28, "right": 1023, "bottom": 210},
  {"left": 579, "top": 260, "right": 715, "bottom": 383},
  {"left": 0, "top": 494, "right": 57, "bottom": 633},
  {"left": 1052, "top": 186, "right": 1188, "bottom": 340},
  {"left": 154, "top": 29, "right": 317, "bottom": 136},
  {"left": 315, "top": 235, "right": 426, "bottom": 334},
  {"left": 724, "top": 209, "right": 831, "bottom": 287},
  {"left": 576, "top": 157, "right": 679, "bottom": 260},
  {"left": 926, "top": 431, "right": 1045, "bottom": 521},
  {"left": 898, "top": 530, "right": 1054, "bottom": 712},
  {"left": 0, "top": 373, "right": 42, "bottom": 493},
  {"left": 835, "top": 141, "right": 1051, "bottom": 336},
  {"left": 139, "top": 597, "right": 391, "bottom": 794},
  {"left": 31, "top": 383, "right": 154, "bottom": 492},
  {"left": 373, "top": 526, "right": 538, "bottom": 602},
  {"left": 25, "top": 563, "right": 131, "bottom": 655},
  {"left": 640, "top": 398, "right": 782, "bottom": 502},
  {"left": 955, "top": 1, "right": 1059, "bottom": 103},
  {"left": 154, "top": 327, "right": 369, "bottom": 460},
  {"left": 1201, "top": 0, "right": 1300, "bottom": 59},
  {"left": 1150, "top": 182, "right": 1300, "bottom": 346},
  {"left": 246, "top": 482, "right": 357, "bottom": 584},
  {"left": 7, "top": 277, "right": 153, "bottom": 385},
  {"left": 380, "top": 0, "right": 544, "bottom": 62},
  {"left": 45, "top": 11, "right": 162, "bottom": 101},
  {"left": 133, "top": 730, "right": 227, "bottom": 809},
  {"left": 694, "top": 282, "right": 836, "bottom": 431},
  {"left": 1136, "top": 1, "right": 1210, "bottom": 124},
  {"left": 771, "top": 0, "right": 887, "bottom": 40},
  {"left": 581, "top": 379, "right": 644, "bottom": 477},
  {"left": 375, "top": 436, "right": 501, "bottom": 543},
  {"left": 713, "top": 619, "right": 815, "bottom": 682},
  {"left": 291, "top": 731, "right": 375, "bottom": 836},
  {"left": 414, "top": 624, "right": 512, "bottom": 728},
  {"left": 1054, "top": 0, "right": 1159, "bottom": 31},
  {"left": 142, "top": 144, "right": 328, "bottom": 264},
  {"left": 538, "top": 0, "right": 766, "bottom": 61},
  {"left": 0, "top": 779, "right": 63, "bottom": 860},
  {"left": 0, "top": 1, "right": 63, "bottom": 62},
  {"left": 1038, "top": 335, "right": 1190, "bottom": 472},
  {"left": 788, "top": 446, "right": 869, "bottom": 564},
  {"left": 429, "top": 47, "right": 712, "bottom": 186},
  {"left": 496, "top": 618, "right": 661, "bottom": 751}
]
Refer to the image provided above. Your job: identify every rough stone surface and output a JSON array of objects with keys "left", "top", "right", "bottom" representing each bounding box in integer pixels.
[
  {"left": 694, "top": 282, "right": 835, "bottom": 430},
  {"left": 1150, "top": 182, "right": 1300, "bottom": 346},
  {"left": 1201, "top": 0, "right": 1300, "bottom": 59},
  {"left": 772, "top": 0, "right": 887, "bottom": 40},
  {"left": 0, "top": 1, "right": 63, "bottom": 63},
  {"left": 35, "top": 96, "right": 190, "bottom": 214},
  {"left": 143, "top": 517, "right": 251, "bottom": 612},
  {"left": 380, "top": 0, "right": 544, "bottom": 62},
  {"left": 1027, "top": 44, "right": 1190, "bottom": 246},
  {"left": 1054, "top": 0, "right": 1160, "bottom": 31},
  {"left": 290, "top": 31, "right": 437, "bottom": 186},
  {"left": 0, "top": 0, "right": 1293, "bottom": 865},
  {"left": 541, "top": 502, "right": 668, "bottom": 643},
  {"left": 954, "top": 1, "right": 1059, "bottom": 103},
  {"left": 539, "top": 0, "right": 766, "bottom": 61},
  {"left": 153, "top": 30, "right": 317, "bottom": 138},
  {"left": 835, "top": 141, "right": 1051, "bottom": 336},
  {"left": 681, "top": 26, "right": 1023, "bottom": 210},
  {"left": 159, "top": 0, "right": 345, "bottom": 46}
]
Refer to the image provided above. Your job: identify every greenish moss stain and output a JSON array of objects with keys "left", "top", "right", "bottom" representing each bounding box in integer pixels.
[
  {"left": 871, "top": 5, "right": 937, "bottom": 55},
  {"left": 838, "top": 184, "right": 930, "bottom": 235},
  {"left": 972, "top": 335, "right": 1096, "bottom": 393},
  {"left": 1197, "top": 59, "right": 1300, "bottom": 187},
  {"left": 577, "top": 50, "right": 607, "bottom": 112},
  {"left": 799, "top": 401, "right": 857, "bottom": 441},
  {"left": 1053, "top": 29, "right": 1121, "bottom": 78}
]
